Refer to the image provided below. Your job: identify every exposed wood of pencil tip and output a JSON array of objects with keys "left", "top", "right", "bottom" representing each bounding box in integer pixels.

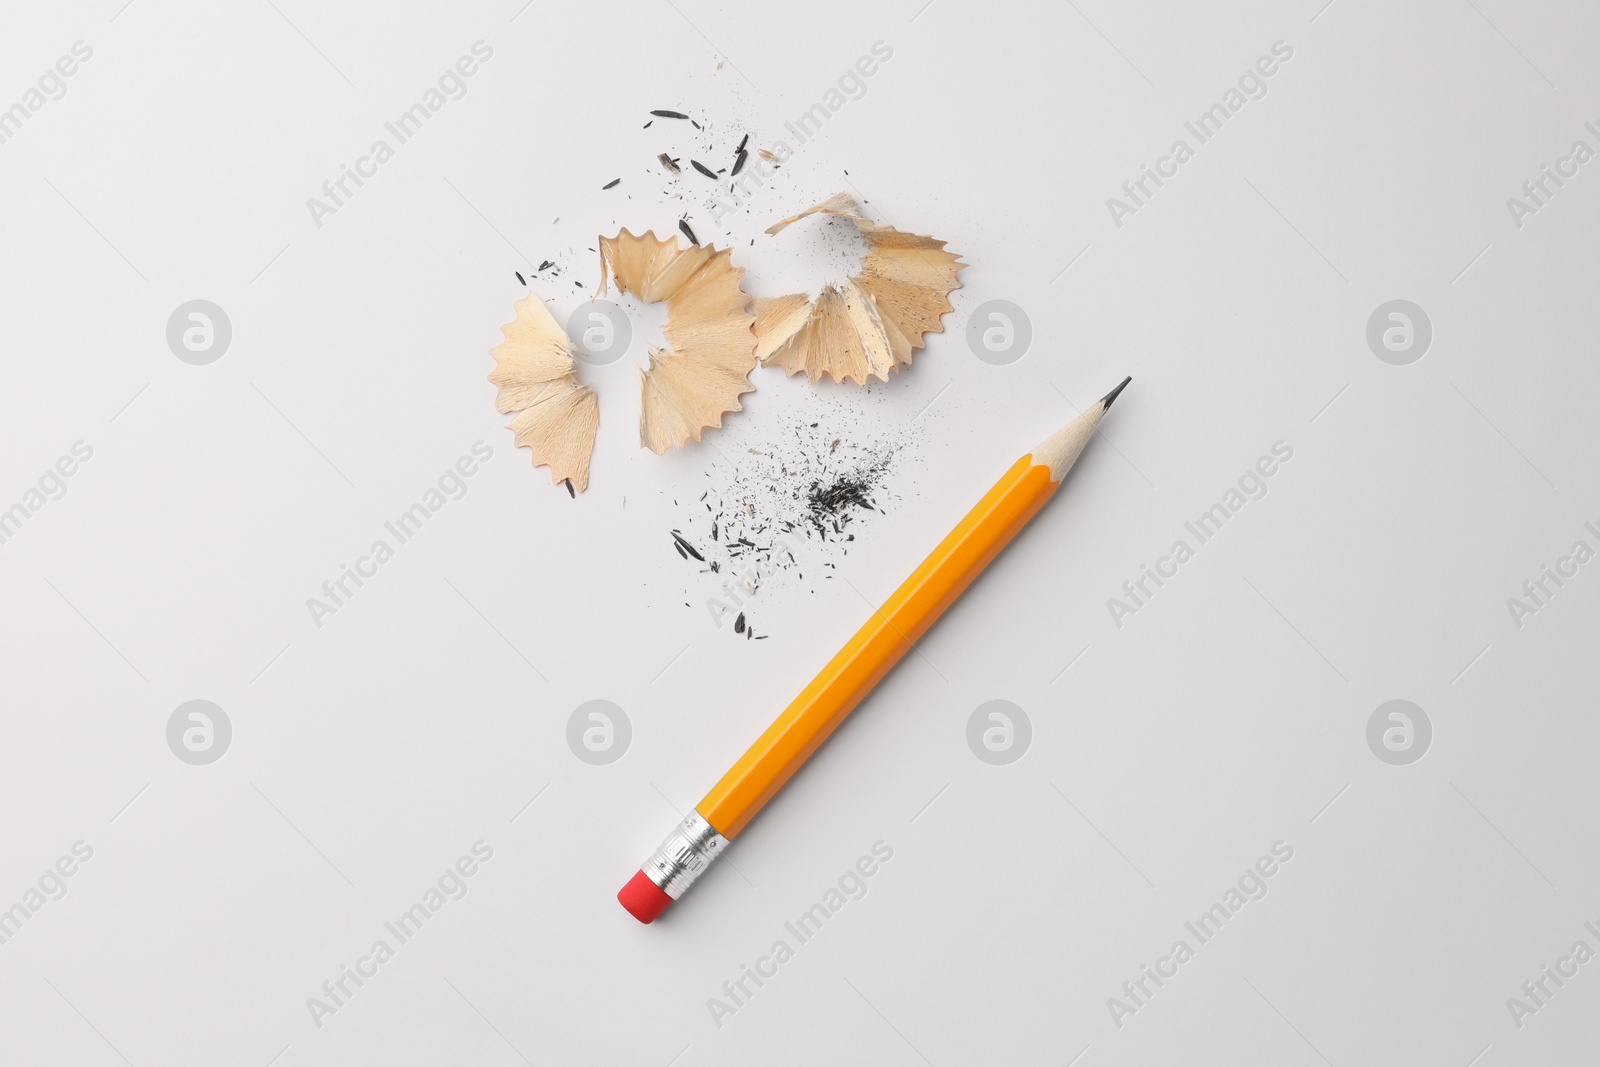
[{"left": 1032, "top": 376, "right": 1130, "bottom": 482}]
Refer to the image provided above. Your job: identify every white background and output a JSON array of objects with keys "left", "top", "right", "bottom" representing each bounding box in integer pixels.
[{"left": 1, "top": 0, "right": 1597, "bottom": 1064}]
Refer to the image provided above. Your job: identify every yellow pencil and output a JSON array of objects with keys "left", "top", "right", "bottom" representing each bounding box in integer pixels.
[{"left": 619, "top": 377, "right": 1131, "bottom": 922}]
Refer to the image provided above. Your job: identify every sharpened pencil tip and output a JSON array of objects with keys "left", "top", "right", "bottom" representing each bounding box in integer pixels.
[{"left": 1099, "top": 376, "right": 1132, "bottom": 412}]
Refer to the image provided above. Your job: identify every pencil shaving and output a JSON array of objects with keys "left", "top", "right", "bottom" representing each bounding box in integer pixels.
[
  {"left": 489, "top": 292, "right": 599, "bottom": 492},
  {"left": 756, "top": 194, "right": 964, "bottom": 385},
  {"left": 598, "top": 229, "right": 756, "bottom": 453}
]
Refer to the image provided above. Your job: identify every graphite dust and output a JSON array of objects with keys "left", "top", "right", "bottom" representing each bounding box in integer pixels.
[{"left": 665, "top": 398, "right": 920, "bottom": 639}]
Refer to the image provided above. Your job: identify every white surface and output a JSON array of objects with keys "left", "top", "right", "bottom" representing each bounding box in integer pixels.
[{"left": 1, "top": 0, "right": 1597, "bottom": 1064}]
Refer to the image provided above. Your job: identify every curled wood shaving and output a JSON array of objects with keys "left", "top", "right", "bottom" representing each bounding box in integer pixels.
[
  {"left": 756, "top": 193, "right": 964, "bottom": 385},
  {"left": 489, "top": 292, "right": 599, "bottom": 492},
  {"left": 598, "top": 230, "right": 756, "bottom": 453}
]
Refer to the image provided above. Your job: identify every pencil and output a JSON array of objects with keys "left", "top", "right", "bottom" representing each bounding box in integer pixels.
[{"left": 619, "top": 376, "right": 1131, "bottom": 923}]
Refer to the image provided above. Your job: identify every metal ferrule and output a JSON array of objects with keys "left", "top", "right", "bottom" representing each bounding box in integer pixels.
[{"left": 641, "top": 811, "right": 729, "bottom": 899}]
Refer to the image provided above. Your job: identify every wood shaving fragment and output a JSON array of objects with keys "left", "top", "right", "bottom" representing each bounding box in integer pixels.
[
  {"left": 598, "top": 230, "right": 756, "bottom": 454},
  {"left": 489, "top": 292, "right": 600, "bottom": 492},
  {"left": 755, "top": 194, "right": 964, "bottom": 384}
]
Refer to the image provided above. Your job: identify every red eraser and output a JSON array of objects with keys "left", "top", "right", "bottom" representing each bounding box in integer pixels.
[{"left": 618, "top": 870, "right": 673, "bottom": 924}]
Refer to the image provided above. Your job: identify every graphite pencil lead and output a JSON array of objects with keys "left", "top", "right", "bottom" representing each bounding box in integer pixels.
[{"left": 1099, "top": 375, "right": 1132, "bottom": 412}]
